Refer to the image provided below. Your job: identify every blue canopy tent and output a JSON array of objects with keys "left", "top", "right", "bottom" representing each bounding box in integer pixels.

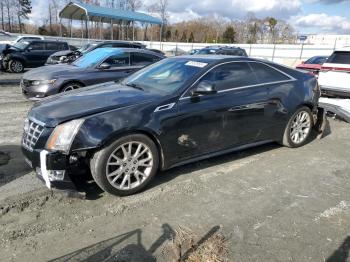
[{"left": 59, "top": 1, "right": 163, "bottom": 41}]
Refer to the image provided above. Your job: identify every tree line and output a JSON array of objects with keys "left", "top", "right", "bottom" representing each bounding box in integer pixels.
[{"left": 1, "top": 0, "right": 296, "bottom": 44}]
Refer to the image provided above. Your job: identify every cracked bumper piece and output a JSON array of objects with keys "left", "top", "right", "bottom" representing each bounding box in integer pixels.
[{"left": 22, "top": 148, "right": 78, "bottom": 191}]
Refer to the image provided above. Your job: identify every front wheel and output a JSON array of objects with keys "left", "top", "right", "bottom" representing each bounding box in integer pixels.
[
  {"left": 282, "top": 106, "right": 314, "bottom": 148},
  {"left": 90, "top": 134, "right": 159, "bottom": 196},
  {"left": 61, "top": 82, "right": 83, "bottom": 92},
  {"left": 9, "top": 59, "right": 24, "bottom": 73}
]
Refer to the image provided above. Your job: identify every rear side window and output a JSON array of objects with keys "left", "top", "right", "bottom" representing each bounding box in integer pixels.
[
  {"left": 103, "top": 53, "right": 130, "bottom": 67},
  {"left": 113, "top": 43, "right": 130, "bottom": 48},
  {"left": 327, "top": 52, "right": 350, "bottom": 64},
  {"left": 28, "top": 42, "right": 45, "bottom": 51},
  {"left": 46, "top": 42, "right": 66, "bottom": 51},
  {"left": 199, "top": 62, "right": 258, "bottom": 91},
  {"left": 249, "top": 62, "right": 290, "bottom": 83},
  {"left": 131, "top": 52, "right": 160, "bottom": 66},
  {"left": 100, "top": 43, "right": 113, "bottom": 48}
]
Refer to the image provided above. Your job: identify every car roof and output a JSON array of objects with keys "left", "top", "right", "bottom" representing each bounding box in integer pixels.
[
  {"left": 334, "top": 47, "right": 350, "bottom": 52},
  {"left": 170, "top": 55, "right": 255, "bottom": 64},
  {"left": 201, "top": 46, "right": 244, "bottom": 50},
  {"left": 24, "top": 40, "right": 68, "bottom": 44}
]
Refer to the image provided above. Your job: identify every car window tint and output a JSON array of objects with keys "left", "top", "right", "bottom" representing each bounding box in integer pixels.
[
  {"left": 113, "top": 43, "right": 130, "bottom": 48},
  {"left": 131, "top": 53, "right": 159, "bottom": 66},
  {"left": 100, "top": 43, "right": 113, "bottom": 48},
  {"left": 327, "top": 52, "right": 350, "bottom": 64},
  {"left": 104, "top": 53, "right": 130, "bottom": 67},
  {"left": 46, "top": 43, "right": 60, "bottom": 50},
  {"left": 29, "top": 42, "right": 45, "bottom": 51},
  {"left": 314, "top": 57, "right": 327, "bottom": 64},
  {"left": 199, "top": 62, "right": 258, "bottom": 91},
  {"left": 249, "top": 62, "right": 290, "bottom": 83}
]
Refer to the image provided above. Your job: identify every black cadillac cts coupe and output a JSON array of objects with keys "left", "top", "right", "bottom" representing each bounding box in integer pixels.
[{"left": 22, "top": 56, "right": 321, "bottom": 196}]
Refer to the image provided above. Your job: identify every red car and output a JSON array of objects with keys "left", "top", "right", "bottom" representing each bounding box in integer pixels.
[{"left": 296, "top": 56, "right": 328, "bottom": 75}]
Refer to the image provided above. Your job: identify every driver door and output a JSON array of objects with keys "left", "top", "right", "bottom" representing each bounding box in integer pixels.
[
  {"left": 174, "top": 62, "right": 268, "bottom": 161},
  {"left": 24, "top": 42, "right": 47, "bottom": 67}
]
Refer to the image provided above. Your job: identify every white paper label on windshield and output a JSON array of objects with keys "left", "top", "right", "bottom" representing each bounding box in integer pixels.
[{"left": 185, "top": 61, "right": 208, "bottom": 68}]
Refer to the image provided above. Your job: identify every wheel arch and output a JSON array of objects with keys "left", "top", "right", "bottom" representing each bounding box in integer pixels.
[
  {"left": 60, "top": 80, "right": 85, "bottom": 92},
  {"left": 94, "top": 129, "right": 165, "bottom": 171}
]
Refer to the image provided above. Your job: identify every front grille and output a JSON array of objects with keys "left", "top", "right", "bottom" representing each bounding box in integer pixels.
[{"left": 22, "top": 119, "right": 45, "bottom": 151}]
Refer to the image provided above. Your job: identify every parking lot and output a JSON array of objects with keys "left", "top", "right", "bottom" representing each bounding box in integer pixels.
[{"left": 0, "top": 79, "right": 350, "bottom": 261}]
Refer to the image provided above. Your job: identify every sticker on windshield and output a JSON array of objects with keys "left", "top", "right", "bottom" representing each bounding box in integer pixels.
[{"left": 185, "top": 61, "right": 208, "bottom": 68}]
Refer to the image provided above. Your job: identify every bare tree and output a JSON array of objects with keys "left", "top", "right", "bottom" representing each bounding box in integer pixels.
[{"left": 1, "top": 2, "right": 5, "bottom": 30}]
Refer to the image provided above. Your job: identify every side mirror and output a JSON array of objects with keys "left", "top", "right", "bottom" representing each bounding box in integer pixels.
[
  {"left": 99, "top": 63, "right": 111, "bottom": 70},
  {"left": 191, "top": 81, "right": 217, "bottom": 96},
  {"left": 301, "top": 61, "right": 305, "bottom": 64}
]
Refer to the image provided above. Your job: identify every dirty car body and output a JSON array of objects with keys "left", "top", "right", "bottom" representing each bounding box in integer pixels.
[{"left": 21, "top": 56, "right": 321, "bottom": 195}]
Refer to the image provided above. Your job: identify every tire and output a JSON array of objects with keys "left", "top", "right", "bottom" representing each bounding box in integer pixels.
[
  {"left": 9, "top": 59, "right": 24, "bottom": 73},
  {"left": 60, "top": 82, "right": 83, "bottom": 93},
  {"left": 282, "top": 106, "right": 314, "bottom": 148},
  {"left": 90, "top": 134, "right": 159, "bottom": 196}
]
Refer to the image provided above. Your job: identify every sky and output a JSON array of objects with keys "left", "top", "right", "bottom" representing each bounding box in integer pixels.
[{"left": 29, "top": 0, "right": 350, "bottom": 35}]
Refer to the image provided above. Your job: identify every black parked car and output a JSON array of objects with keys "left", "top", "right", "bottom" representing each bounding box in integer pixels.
[
  {"left": 197, "top": 46, "right": 247, "bottom": 56},
  {"left": 1, "top": 40, "right": 69, "bottom": 73},
  {"left": 22, "top": 55, "right": 321, "bottom": 196},
  {"left": 46, "top": 40, "right": 146, "bottom": 65},
  {"left": 21, "top": 48, "right": 165, "bottom": 100}
]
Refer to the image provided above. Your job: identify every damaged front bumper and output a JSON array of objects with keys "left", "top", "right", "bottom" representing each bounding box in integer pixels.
[{"left": 22, "top": 147, "right": 82, "bottom": 193}]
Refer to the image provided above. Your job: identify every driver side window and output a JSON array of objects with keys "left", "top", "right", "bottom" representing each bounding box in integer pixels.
[
  {"left": 28, "top": 42, "right": 45, "bottom": 51},
  {"left": 190, "top": 62, "right": 258, "bottom": 95},
  {"left": 103, "top": 53, "right": 130, "bottom": 68}
]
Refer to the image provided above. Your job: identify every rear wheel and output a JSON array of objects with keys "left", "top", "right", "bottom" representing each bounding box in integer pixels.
[
  {"left": 90, "top": 134, "right": 159, "bottom": 196},
  {"left": 9, "top": 59, "right": 24, "bottom": 73},
  {"left": 61, "top": 82, "right": 83, "bottom": 92},
  {"left": 282, "top": 106, "right": 314, "bottom": 148}
]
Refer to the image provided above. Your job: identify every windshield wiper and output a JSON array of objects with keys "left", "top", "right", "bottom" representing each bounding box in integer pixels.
[{"left": 125, "top": 83, "right": 144, "bottom": 91}]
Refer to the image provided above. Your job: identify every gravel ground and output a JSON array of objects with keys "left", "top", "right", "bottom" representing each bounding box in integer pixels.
[{"left": 0, "top": 84, "right": 349, "bottom": 262}]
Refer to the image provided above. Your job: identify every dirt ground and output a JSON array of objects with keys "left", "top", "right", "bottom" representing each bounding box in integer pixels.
[{"left": 0, "top": 84, "right": 350, "bottom": 262}]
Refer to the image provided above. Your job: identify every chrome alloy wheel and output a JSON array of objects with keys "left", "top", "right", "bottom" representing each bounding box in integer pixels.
[
  {"left": 11, "top": 60, "right": 23, "bottom": 73},
  {"left": 63, "top": 84, "right": 80, "bottom": 92},
  {"left": 290, "top": 111, "right": 311, "bottom": 144},
  {"left": 105, "top": 142, "right": 154, "bottom": 190}
]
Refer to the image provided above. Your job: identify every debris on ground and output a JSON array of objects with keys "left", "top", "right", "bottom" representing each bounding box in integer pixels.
[
  {"left": 319, "top": 97, "right": 350, "bottom": 123},
  {"left": 158, "top": 226, "right": 229, "bottom": 262}
]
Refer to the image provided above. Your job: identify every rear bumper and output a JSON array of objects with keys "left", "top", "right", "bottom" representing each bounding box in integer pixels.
[{"left": 320, "top": 86, "right": 350, "bottom": 98}]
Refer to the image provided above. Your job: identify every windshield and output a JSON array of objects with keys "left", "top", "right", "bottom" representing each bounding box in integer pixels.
[
  {"left": 78, "top": 43, "right": 98, "bottom": 54},
  {"left": 12, "top": 41, "right": 29, "bottom": 50},
  {"left": 197, "top": 49, "right": 216, "bottom": 55},
  {"left": 73, "top": 48, "right": 118, "bottom": 68},
  {"left": 121, "top": 58, "right": 208, "bottom": 95}
]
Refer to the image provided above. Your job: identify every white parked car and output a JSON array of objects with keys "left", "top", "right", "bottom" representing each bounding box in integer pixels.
[
  {"left": 318, "top": 47, "right": 350, "bottom": 97},
  {"left": 0, "top": 35, "right": 44, "bottom": 45}
]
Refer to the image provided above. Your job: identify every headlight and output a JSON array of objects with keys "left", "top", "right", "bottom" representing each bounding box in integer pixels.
[
  {"left": 46, "top": 119, "right": 84, "bottom": 153},
  {"left": 23, "top": 118, "right": 30, "bottom": 133},
  {"left": 32, "top": 79, "right": 57, "bottom": 86}
]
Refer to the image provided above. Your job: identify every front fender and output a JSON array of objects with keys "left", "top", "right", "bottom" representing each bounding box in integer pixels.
[{"left": 70, "top": 104, "right": 159, "bottom": 152}]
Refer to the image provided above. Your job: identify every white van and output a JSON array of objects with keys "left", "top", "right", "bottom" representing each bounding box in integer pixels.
[{"left": 318, "top": 47, "right": 350, "bottom": 97}]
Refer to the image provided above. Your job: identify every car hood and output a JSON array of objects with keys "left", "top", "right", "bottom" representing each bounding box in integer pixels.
[
  {"left": 22, "top": 64, "right": 84, "bottom": 80},
  {"left": 28, "top": 83, "right": 159, "bottom": 127}
]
